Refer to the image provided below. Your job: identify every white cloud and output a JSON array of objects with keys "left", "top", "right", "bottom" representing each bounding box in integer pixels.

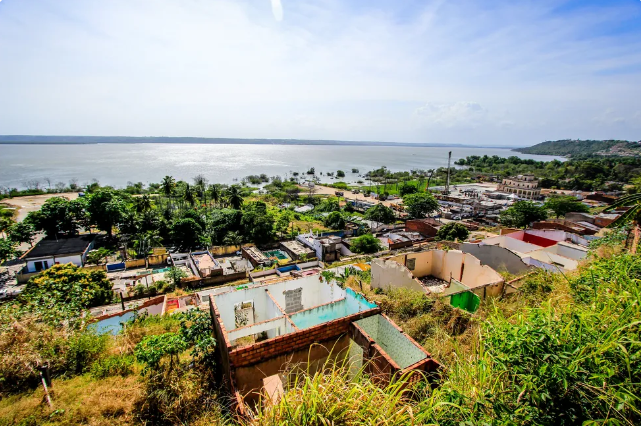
[
  {"left": 270, "top": 0, "right": 283, "bottom": 22},
  {"left": 0, "top": 0, "right": 639, "bottom": 145},
  {"left": 414, "top": 102, "right": 489, "bottom": 128}
]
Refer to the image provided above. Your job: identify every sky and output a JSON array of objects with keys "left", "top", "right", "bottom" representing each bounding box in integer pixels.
[{"left": 0, "top": 0, "right": 640, "bottom": 146}]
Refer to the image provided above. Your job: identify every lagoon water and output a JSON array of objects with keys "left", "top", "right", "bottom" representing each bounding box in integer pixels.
[{"left": 0, "top": 143, "right": 564, "bottom": 189}]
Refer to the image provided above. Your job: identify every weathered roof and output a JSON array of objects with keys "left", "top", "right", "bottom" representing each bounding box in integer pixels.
[{"left": 24, "top": 235, "right": 95, "bottom": 259}]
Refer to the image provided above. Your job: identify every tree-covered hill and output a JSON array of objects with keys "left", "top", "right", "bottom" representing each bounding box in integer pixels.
[{"left": 514, "top": 139, "right": 641, "bottom": 157}]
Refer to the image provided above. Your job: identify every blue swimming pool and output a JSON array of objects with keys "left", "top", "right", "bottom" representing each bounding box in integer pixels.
[{"left": 290, "top": 289, "right": 377, "bottom": 329}]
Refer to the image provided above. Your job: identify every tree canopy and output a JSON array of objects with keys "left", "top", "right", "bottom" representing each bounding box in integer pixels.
[
  {"left": 350, "top": 233, "right": 382, "bottom": 254},
  {"left": 402, "top": 193, "right": 439, "bottom": 219},
  {"left": 21, "top": 264, "right": 113, "bottom": 324},
  {"left": 500, "top": 201, "right": 548, "bottom": 228},
  {"left": 436, "top": 222, "right": 470, "bottom": 241},
  {"left": 544, "top": 195, "right": 590, "bottom": 218},
  {"left": 364, "top": 204, "right": 396, "bottom": 224},
  {"left": 324, "top": 211, "right": 346, "bottom": 230},
  {"left": 240, "top": 202, "right": 275, "bottom": 245}
]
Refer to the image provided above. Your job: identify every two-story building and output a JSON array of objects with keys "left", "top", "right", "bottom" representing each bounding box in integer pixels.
[{"left": 497, "top": 174, "right": 541, "bottom": 199}]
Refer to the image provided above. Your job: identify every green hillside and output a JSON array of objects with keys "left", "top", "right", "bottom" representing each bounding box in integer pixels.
[{"left": 515, "top": 139, "right": 641, "bottom": 157}]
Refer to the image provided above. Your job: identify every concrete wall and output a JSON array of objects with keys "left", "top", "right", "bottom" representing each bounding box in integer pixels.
[
  {"left": 233, "top": 334, "right": 352, "bottom": 405},
  {"left": 524, "top": 250, "right": 579, "bottom": 271},
  {"left": 26, "top": 254, "right": 84, "bottom": 273},
  {"left": 542, "top": 243, "right": 588, "bottom": 261},
  {"left": 482, "top": 235, "right": 542, "bottom": 254},
  {"left": 213, "top": 275, "right": 346, "bottom": 332},
  {"left": 227, "top": 317, "right": 289, "bottom": 343},
  {"left": 461, "top": 243, "right": 532, "bottom": 275},
  {"left": 371, "top": 258, "right": 424, "bottom": 292},
  {"left": 372, "top": 250, "right": 503, "bottom": 293}
]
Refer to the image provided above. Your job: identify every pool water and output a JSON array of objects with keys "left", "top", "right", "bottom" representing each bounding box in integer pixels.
[
  {"left": 264, "top": 250, "right": 289, "bottom": 260},
  {"left": 290, "top": 289, "right": 377, "bottom": 329}
]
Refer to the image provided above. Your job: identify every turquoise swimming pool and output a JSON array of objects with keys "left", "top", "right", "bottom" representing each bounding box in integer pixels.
[{"left": 290, "top": 289, "right": 377, "bottom": 329}]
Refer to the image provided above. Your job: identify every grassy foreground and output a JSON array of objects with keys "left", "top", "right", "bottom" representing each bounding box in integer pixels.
[{"left": 1, "top": 241, "right": 640, "bottom": 425}]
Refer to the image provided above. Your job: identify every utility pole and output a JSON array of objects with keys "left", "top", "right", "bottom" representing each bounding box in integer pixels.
[{"left": 444, "top": 151, "right": 452, "bottom": 195}]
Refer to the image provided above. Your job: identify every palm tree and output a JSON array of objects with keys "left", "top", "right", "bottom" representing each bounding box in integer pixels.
[
  {"left": 193, "top": 174, "right": 208, "bottom": 207},
  {"left": 161, "top": 176, "right": 176, "bottom": 209},
  {"left": 183, "top": 183, "right": 196, "bottom": 207},
  {"left": 426, "top": 169, "right": 435, "bottom": 191},
  {"left": 226, "top": 185, "right": 244, "bottom": 210},
  {"left": 605, "top": 193, "right": 641, "bottom": 227},
  {"left": 135, "top": 194, "right": 152, "bottom": 214},
  {"left": 133, "top": 230, "right": 163, "bottom": 263},
  {"left": 209, "top": 184, "right": 221, "bottom": 208}
]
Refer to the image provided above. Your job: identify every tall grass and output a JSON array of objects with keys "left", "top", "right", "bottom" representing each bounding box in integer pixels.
[{"left": 250, "top": 253, "right": 641, "bottom": 426}]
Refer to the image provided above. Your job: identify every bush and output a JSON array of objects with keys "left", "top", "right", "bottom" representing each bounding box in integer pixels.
[
  {"left": 324, "top": 211, "right": 346, "bottom": 230},
  {"left": 0, "top": 323, "right": 107, "bottom": 394},
  {"left": 90, "top": 354, "right": 135, "bottom": 379},
  {"left": 65, "top": 331, "right": 109, "bottom": 375},
  {"left": 435, "top": 222, "right": 470, "bottom": 241},
  {"left": 349, "top": 234, "right": 382, "bottom": 254}
]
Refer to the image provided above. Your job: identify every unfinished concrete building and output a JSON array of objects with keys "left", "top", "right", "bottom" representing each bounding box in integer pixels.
[
  {"left": 280, "top": 240, "right": 315, "bottom": 261},
  {"left": 241, "top": 245, "right": 269, "bottom": 267},
  {"left": 191, "top": 251, "right": 222, "bottom": 278},
  {"left": 297, "top": 232, "right": 350, "bottom": 263},
  {"left": 209, "top": 274, "right": 440, "bottom": 407},
  {"left": 371, "top": 250, "right": 505, "bottom": 299}
]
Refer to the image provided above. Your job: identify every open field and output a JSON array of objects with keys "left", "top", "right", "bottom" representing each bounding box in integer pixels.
[{"left": 0, "top": 192, "right": 79, "bottom": 222}]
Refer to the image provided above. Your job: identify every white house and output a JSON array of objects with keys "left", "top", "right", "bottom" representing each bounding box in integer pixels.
[{"left": 22, "top": 235, "right": 96, "bottom": 273}]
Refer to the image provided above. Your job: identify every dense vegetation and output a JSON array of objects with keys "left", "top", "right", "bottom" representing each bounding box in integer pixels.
[
  {"left": 255, "top": 235, "right": 641, "bottom": 425},
  {"left": 456, "top": 155, "right": 641, "bottom": 191},
  {"left": 1, "top": 224, "right": 639, "bottom": 425},
  {"left": 514, "top": 139, "right": 641, "bottom": 157}
]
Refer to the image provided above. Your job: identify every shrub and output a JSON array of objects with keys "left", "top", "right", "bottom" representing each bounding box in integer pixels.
[
  {"left": 90, "top": 354, "right": 135, "bottom": 379},
  {"left": 324, "top": 211, "right": 345, "bottom": 230},
  {"left": 349, "top": 234, "right": 382, "bottom": 254},
  {"left": 435, "top": 222, "right": 470, "bottom": 241}
]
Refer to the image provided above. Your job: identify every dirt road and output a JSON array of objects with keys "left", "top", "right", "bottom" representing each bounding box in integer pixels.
[
  {"left": 304, "top": 185, "right": 402, "bottom": 207},
  {"left": 1, "top": 192, "right": 79, "bottom": 222}
]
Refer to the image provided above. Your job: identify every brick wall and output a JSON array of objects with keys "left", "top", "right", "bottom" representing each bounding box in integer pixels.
[
  {"left": 229, "top": 307, "right": 380, "bottom": 367},
  {"left": 406, "top": 219, "right": 440, "bottom": 237}
]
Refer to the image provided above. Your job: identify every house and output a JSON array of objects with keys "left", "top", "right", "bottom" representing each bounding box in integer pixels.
[
  {"left": 371, "top": 250, "right": 505, "bottom": 299},
  {"left": 191, "top": 251, "right": 222, "bottom": 278},
  {"left": 473, "top": 229, "right": 590, "bottom": 272},
  {"left": 208, "top": 272, "right": 440, "bottom": 408},
  {"left": 280, "top": 240, "right": 315, "bottom": 261},
  {"left": 21, "top": 235, "right": 96, "bottom": 273},
  {"left": 497, "top": 174, "right": 541, "bottom": 199},
  {"left": 241, "top": 245, "right": 270, "bottom": 267},
  {"left": 377, "top": 231, "right": 427, "bottom": 250},
  {"left": 296, "top": 232, "right": 351, "bottom": 263},
  {"left": 405, "top": 218, "right": 443, "bottom": 237}
]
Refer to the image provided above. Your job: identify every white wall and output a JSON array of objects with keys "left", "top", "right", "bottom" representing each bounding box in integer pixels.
[
  {"left": 227, "top": 317, "right": 288, "bottom": 343},
  {"left": 213, "top": 275, "right": 346, "bottom": 331},
  {"left": 371, "top": 250, "right": 504, "bottom": 293},
  {"left": 526, "top": 250, "right": 579, "bottom": 271},
  {"left": 26, "top": 255, "right": 83, "bottom": 272},
  {"left": 55, "top": 255, "right": 83, "bottom": 266},
  {"left": 267, "top": 276, "right": 345, "bottom": 310},
  {"left": 543, "top": 243, "right": 588, "bottom": 261},
  {"left": 371, "top": 258, "right": 424, "bottom": 292},
  {"left": 482, "top": 236, "right": 541, "bottom": 254}
]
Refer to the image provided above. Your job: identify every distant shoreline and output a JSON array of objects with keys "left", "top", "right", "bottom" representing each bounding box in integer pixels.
[{"left": 0, "top": 135, "right": 515, "bottom": 149}]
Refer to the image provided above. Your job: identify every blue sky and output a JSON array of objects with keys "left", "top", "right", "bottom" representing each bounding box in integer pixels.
[{"left": 0, "top": 0, "right": 640, "bottom": 146}]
